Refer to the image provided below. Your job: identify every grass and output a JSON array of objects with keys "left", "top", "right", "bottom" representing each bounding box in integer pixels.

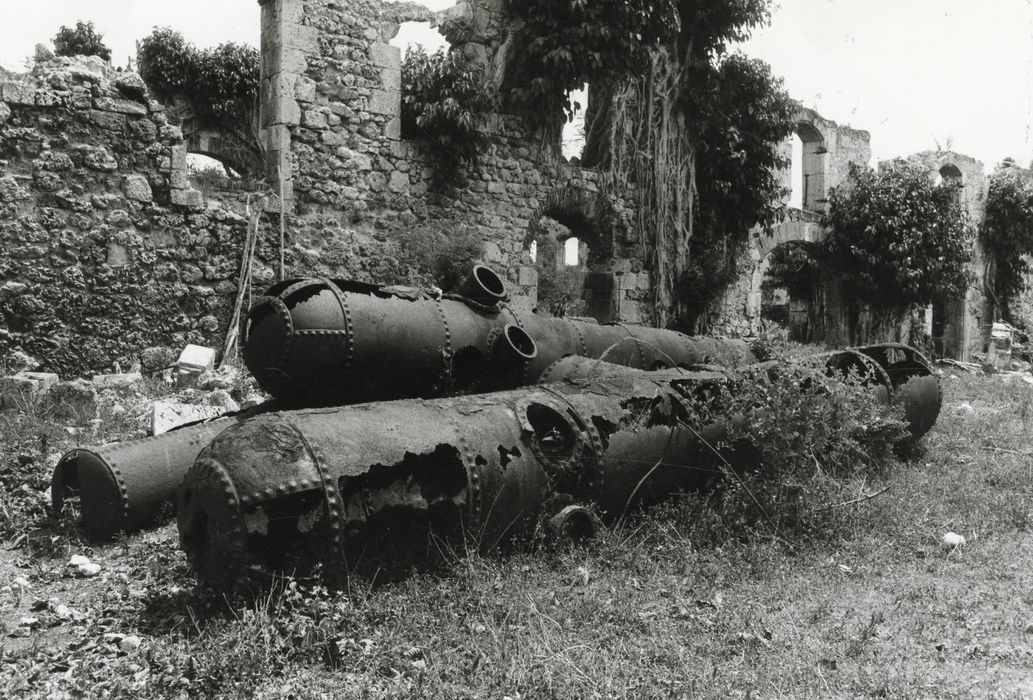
[{"left": 0, "top": 368, "right": 1031, "bottom": 698}]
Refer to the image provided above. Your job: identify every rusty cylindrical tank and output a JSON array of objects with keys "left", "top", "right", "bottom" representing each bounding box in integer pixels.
[
  {"left": 176, "top": 363, "right": 753, "bottom": 583},
  {"left": 242, "top": 264, "right": 756, "bottom": 406},
  {"left": 51, "top": 404, "right": 274, "bottom": 539}
]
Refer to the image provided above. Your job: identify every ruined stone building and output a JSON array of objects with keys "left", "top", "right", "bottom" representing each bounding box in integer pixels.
[{"left": 0, "top": 0, "right": 1003, "bottom": 376}]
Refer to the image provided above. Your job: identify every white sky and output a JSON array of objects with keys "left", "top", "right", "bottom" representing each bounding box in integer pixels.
[{"left": 1, "top": 0, "right": 1031, "bottom": 169}]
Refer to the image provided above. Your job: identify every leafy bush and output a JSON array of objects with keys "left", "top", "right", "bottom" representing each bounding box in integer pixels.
[
  {"left": 137, "top": 28, "right": 259, "bottom": 129},
  {"left": 401, "top": 47, "right": 494, "bottom": 185},
  {"left": 825, "top": 161, "right": 972, "bottom": 334},
  {"left": 53, "top": 21, "right": 112, "bottom": 61},
  {"left": 692, "top": 362, "right": 908, "bottom": 538},
  {"left": 505, "top": 0, "right": 679, "bottom": 122},
  {"left": 981, "top": 163, "right": 1033, "bottom": 308}
]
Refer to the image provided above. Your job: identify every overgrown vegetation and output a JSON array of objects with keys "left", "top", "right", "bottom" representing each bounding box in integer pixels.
[
  {"left": 507, "top": 0, "right": 795, "bottom": 327},
  {"left": 400, "top": 47, "right": 494, "bottom": 188},
  {"left": 136, "top": 28, "right": 262, "bottom": 176},
  {"left": 825, "top": 161, "right": 972, "bottom": 341},
  {"left": 52, "top": 21, "right": 112, "bottom": 62},
  {"left": 981, "top": 162, "right": 1033, "bottom": 320},
  {"left": 391, "top": 220, "right": 484, "bottom": 291}
]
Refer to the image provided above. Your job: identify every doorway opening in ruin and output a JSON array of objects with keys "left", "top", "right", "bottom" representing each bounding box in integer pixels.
[{"left": 757, "top": 241, "right": 823, "bottom": 342}]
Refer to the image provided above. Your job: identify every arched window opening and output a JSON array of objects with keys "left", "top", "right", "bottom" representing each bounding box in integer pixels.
[
  {"left": 564, "top": 237, "right": 580, "bottom": 267},
  {"left": 562, "top": 85, "right": 588, "bottom": 162},
  {"left": 528, "top": 240, "right": 538, "bottom": 264},
  {"left": 794, "top": 122, "right": 827, "bottom": 213}
]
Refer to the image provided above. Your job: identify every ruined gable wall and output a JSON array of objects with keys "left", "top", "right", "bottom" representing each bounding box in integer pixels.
[
  {"left": 260, "top": 0, "right": 646, "bottom": 318},
  {"left": 0, "top": 57, "right": 266, "bottom": 376}
]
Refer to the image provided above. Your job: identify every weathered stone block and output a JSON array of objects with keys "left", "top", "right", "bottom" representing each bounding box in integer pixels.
[
  {"left": 367, "top": 89, "right": 399, "bottom": 116},
  {"left": 122, "top": 174, "right": 153, "bottom": 202},
  {"left": 0, "top": 372, "right": 59, "bottom": 408},
  {"left": 49, "top": 379, "right": 98, "bottom": 422},
  {"left": 370, "top": 42, "right": 401, "bottom": 69},
  {"left": 619, "top": 301, "right": 643, "bottom": 325},
  {"left": 1, "top": 82, "right": 35, "bottom": 105},
  {"left": 0, "top": 102, "right": 10, "bottom": 124},
  {"left": 388, "top": 171, "right": 409, "bottom": 193},
  {"left": 89, "top": 110, "right": 125, "bottom": 131},
  {"left": 301, "top": 109, "right": 327, "bottom": 129},
  {"left": 170, "top": 145, "right": 187, "bottom": 170},
  {"left": 106, "top": 241, "right": 129, "bottom": 267},
  {"left": 92, "top": 372, "right": 143, "bottom": 392},
  {"left": 293, "top": 76, "right": 316, "bottom": 102},
  {"left": 384, "top": 116, "right": 401, "bottom": 140},
  {"left": 171, "top": 188, "right": 204, "bottom": 209},
  {"left": 93, "top": 97, "right": 148, "bottom": 116},
  {"left": 151, "top": 401, "right": 225, "bottom": 437}
]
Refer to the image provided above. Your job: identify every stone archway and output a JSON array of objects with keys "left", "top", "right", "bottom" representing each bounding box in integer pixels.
[{"left": 746, "top": 211, "right": 827, "bottom": 322}]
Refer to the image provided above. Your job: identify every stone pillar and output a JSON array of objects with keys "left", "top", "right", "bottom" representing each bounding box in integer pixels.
[{"left": 259, "top": 0, "right": 317, "bottom": 202}]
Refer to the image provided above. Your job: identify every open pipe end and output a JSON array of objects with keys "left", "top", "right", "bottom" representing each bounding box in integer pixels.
[
  {"left": 51, "top": 449, "right": 127, "bottom": 540},
  {"left": 455, "top": 264, "right": 508, "bottom": 308}
]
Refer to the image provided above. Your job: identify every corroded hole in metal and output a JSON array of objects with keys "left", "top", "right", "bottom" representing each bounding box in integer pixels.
[
  {"left": 526, "top": 403, "right": 576, "bottom": 460},
  {"left": 651, "top": 360, "right": 670, "bottom": 370},
  {"left": 241, "top": 491, "right": 330, "bottom": 573},
  {"left": 335, "top": 444, "right": 470, "bottom": 575},
  {"left": 497, "top": 444, "right": 522, "bottom": 468}
]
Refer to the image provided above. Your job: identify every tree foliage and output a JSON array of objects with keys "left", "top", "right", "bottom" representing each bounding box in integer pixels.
[
  {"left": 825, "top": 162, "right": 972, "bottom": 311},
  {"left": 137, "top": 28, "right": 259, "bottom": 129},
  {"left": 981, "top": 163, "right": 1033, "bottom": 303},
  {"left": 53, "top": 21, "right": 112, "bottom": 62},
  {"left": 505, "top": 0, "right": 679, "bottom": 123},
  {"left": 401, "top": 47, "right": 494, "bottom": 186},
  {"left": 678, "top": 54, "right": 797, "bottom": 321}
]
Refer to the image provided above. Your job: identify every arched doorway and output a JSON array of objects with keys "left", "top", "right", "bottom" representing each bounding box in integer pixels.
[{"left": 757, "top": 241, "right": 823, "bottom": 342}]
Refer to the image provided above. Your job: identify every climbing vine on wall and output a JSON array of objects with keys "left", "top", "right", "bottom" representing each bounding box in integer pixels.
[
  {"left": 981, "top": 163, "right": 1033, "bottom": 316},
  {"left": 137, "top": 28, "right": 259, "bottom": 131},
  {"left": 401, "top": 47, "right": 494, "bottom": 187},
  {"left": 506, "top": 0, "right": 792, "bottom": 328}
]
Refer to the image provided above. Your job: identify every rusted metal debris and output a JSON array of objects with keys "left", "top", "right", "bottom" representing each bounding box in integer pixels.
[
  {"left": 243, "top": 264, "right": 756, "bottom": 405},
  {"left": 176, "top": 347, "right": 941, "bottom": 584}
]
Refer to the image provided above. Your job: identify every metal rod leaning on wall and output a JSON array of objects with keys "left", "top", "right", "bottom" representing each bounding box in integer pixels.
[
  {"left": 51, "top": 403, "right": 276, "bottom": 539},
  {"left": 175, "top": 350, "right": 942, "bottom": 585},
  {"left": 242, "top": 264, "right": 757, "bottom": 406}
]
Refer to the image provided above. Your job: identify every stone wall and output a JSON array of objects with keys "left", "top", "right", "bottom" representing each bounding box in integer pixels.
[
  {"left": 0, "top": 56, "right": 263, "bottom": 376},
  {"left": 259, "top": 0, "right": 645, "bottom": 318}
]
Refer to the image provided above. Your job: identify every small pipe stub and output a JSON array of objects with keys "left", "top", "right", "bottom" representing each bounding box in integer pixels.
[{"left": 546, "top": 505, "right": 602, "bottom": 541}]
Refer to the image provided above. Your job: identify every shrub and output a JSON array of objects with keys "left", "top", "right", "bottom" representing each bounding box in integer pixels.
[
  {"left": 392, "top": 222, "right": 484, "bottom": 291},
  {"left": 401, "top": 47, "right": 493, "bottom": 186},
  {"left": 687, "top": 362, "right": 908, "bottom": 538},
  {"left": 981, "top": 163, "right": 1033, "bottom": 310},
  {"left": 53, "top": 21, "right": 112, "bottom": 61}
]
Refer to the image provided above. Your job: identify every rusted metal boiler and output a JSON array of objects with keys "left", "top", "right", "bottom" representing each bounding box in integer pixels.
[{"left": 242, "top": 265, "right": 756, "bottom": 405}]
